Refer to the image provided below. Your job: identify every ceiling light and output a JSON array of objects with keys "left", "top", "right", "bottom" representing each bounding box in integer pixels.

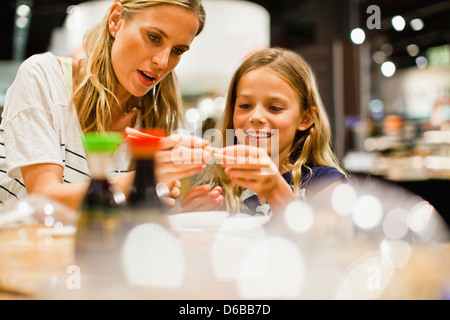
[
  {"left": 372, "top": 51, "right": 386, "bottom": 64},
  {"left": 392, "top": 15, "right": 406, "bottom": 31},
  {"left": 350, "top": 28, "right": 365, "bottom": 45},
  {"left": 15, "top": 16, "right": 29, "bottom": 28},
  {"left": 381, "top": 61, "right": 396, "bottom": 77},
  {"left": 415, "top": 56, "right": 428, "bottom": 69},
  {"left": 406, "top": 44, "right": 420, "bottom": 57},
  {"left": 380, "top": 43, "right": 393, "bottom": 56},
  {"left": 16, "top": 4, "right": 31, "bottom": 17},
  {"left": 410, "top": 18, "right": 424, "bottom": 31}
]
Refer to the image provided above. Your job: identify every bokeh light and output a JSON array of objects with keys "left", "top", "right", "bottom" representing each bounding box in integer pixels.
[
  {"left": 350, "top": 28, "right": 365, "bottom": 45},
  {"left": 391, "top": 15, "right": 406, "bottom": 31},
  {"left": 415, "top": 56, "right": 428, "bottom": 69},
  {"left": 352, "top": 195, "right": 383, "bottom": 229},
  {"left": 381, "top": 61, "right": 396, "bottom": 77},
  {"left": 410, "top": 18, "right": 424, "bottom": 31},
  {"left": 406, "top": 44, "right": 420, "bottom": 57},
  {"left": 284, "top": 200, "right": 314, "bottom": 233},
  {"left": 383, "top": 208, "right": 409, "bottom": 239},
  {"left": 331, "top": 184, "right": 357, "bottom": 216},
  {"left": 236, "top": 237, "right": 306, "bottom": 299},
  {"left": 122, "top": 223, "right": 185, "bottom": 288}
]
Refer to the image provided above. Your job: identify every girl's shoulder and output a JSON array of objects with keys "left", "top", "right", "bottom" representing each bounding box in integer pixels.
[
  {"left": 292, "top": 166, "right": 346, "bottom": 199},
  {"left": 283, "top": 165, "right": 345, "bottom": 184},
  {"left": 308, "top": 166, "right": 345, "bottom": 180}
]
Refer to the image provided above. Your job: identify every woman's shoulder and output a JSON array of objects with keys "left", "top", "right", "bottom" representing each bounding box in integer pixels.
[
  {"left": 16, "top": 52, "right": 59, "bottom": 78},
  {"left": 3, "top": 52, "right": 68, "bottom": 121}
]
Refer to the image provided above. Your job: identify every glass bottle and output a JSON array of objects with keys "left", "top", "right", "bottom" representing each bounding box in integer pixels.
[
  {"left": 122, "top": 129, "right": 168, "bottom": 228},
  {"left": 121, "top": 129, "right": 187, "bottom": 289},
  {"left": 74, "top": 132, "right": 125, "bottom": 283}
]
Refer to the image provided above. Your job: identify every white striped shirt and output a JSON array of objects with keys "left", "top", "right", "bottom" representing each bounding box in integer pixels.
[{"left": 0, "top": 52, "right": 131, "bottom": 206}]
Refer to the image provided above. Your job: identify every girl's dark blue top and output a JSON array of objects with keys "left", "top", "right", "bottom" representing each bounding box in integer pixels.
[{"left": 242, "top": 166, "right": 345, "bottom": 215}]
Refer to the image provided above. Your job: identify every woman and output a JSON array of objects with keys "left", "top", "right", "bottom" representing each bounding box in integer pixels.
[
  {"left": 180, "top": 47, "right": 347, "bottom": 215},
  {"left": 0, "top": 0, "right": 210, "bottom": 209}
]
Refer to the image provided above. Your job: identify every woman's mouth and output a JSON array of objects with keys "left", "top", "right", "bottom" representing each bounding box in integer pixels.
[{"left": 137, "top": 70, "right": 157, "bottom": 87}]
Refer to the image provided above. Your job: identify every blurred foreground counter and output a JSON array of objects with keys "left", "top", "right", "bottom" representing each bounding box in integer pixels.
[{"left": 1, "top": 188, "right": 450, "bottom": 300}]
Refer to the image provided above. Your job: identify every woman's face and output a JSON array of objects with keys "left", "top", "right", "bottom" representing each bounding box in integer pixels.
[
  {"left": 109, "top": 3, "right": 199, "bottom": 100},
  {"left": 233, "top": 67, "right": 313, "bottom": 163}
]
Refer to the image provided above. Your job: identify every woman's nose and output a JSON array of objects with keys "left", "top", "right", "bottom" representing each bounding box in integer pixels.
[{"left": 152, "top": 48, "right": 171, "bottom": 70}]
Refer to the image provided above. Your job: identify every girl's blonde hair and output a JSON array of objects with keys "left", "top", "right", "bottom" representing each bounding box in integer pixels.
[
  {"left": 72, "top": 0, "right": 205, "bottom": 132},
  {"left": 199, "top": 47, "right": 345, "bottom": 213}
]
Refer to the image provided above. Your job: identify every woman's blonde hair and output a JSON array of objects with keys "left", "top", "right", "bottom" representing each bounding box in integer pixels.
[
  {"left": 72, "top": 0, "right": 205, "bottom": 132},
  {"left": 199, "top": 47, "right": 345, "bottom": 213}
]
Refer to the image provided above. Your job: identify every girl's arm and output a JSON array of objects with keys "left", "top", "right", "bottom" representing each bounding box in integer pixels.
[{"left": 261, "top": 173, "right": 297, "bottom": 214}]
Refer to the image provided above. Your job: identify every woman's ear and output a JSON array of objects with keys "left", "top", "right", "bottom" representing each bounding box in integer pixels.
[
  {"left": 108, "top": 2, "right": 124, "bottom": 36},
  {"left": 297, "top": 109, "right": 314, "bottom": 131}
]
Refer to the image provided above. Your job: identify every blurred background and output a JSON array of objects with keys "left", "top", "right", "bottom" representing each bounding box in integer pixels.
[{"left": 0, "top": 0, "right": 449, "bottom": 223}]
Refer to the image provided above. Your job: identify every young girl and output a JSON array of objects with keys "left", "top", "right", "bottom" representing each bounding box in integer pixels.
[{"left": 179, "top": 47, "right": 347, "bottom": 215}]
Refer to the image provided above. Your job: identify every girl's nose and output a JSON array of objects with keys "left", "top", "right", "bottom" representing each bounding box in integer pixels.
[
  {"left": 249, "top": 106, "right": 267, "bottom": 124},
  {"left": 152, "top": 48, "right": 170, "bottom": 70}
]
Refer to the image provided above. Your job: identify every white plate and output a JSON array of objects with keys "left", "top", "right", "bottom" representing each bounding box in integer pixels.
[
  {"left": 218, "top": 214, "right": 270, "bottom": 233},
  {"left": 169, "top": 211, "right": 270, "bottom": 233},
  {"left": 169, "top": 211, "right": 230, "bottom": 231}
]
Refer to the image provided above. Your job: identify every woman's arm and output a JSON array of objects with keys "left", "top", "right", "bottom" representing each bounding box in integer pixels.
[
  {"left": 21, "top": 163, "right": 89, "bottom": 209},
  {"left": 21, "top": 163, "right": 136, "bottom": 210}
]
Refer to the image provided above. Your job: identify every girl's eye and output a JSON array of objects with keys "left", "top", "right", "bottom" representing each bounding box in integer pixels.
[
  {"left": 269, "top": 105, "right": 283, "bottom": 111},
  {"left": 238, "top": 104, "right": 251, "bottom": 109}
]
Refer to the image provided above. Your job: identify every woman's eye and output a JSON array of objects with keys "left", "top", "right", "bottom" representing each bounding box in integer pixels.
[
  {"left": 172, "top": 48, "right": 184, "bottom": 56},
  {"left": 148, "top": 34, "right": 160, "bottom": 42}
]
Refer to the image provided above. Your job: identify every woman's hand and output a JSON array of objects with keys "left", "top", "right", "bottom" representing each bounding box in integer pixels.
[
  {"left": 154, "top": 134, "right": 212, "bottom": 186},
  {"left": 178, "top": 184, "right": 223, "bottom": 213},
  {"left": 221, "top": 145, "right": 295, "bottom": 212},
  {"left": 110, "top": 107, "right": 138, "bottom": 133}
]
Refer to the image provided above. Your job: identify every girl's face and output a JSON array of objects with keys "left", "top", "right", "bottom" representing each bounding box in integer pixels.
[
  {"left": 233, "top": 67, "right": 313, "bottom": 164},
  {"left": 109, "top": 4, "right": 199, "bottom": 101}
]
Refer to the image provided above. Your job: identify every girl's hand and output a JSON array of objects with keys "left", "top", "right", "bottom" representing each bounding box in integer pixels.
[
  {"left": 221, "top": 145, "right": 277, "bottom": 199},
  {"left": 154, "top": 134, "right": 212, "bottom": 186},
  {"left": 221, "top": 145, "right": 295, "bottom": 211},
  {"left": 178, "top": 184, "right": 224, "bottom": 213},
  {"left": 160, "top": 179, "right": 181, "bottom": 208}
]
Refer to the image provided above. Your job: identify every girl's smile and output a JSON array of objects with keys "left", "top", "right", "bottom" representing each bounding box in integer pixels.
[{"left": 243, "top": 128, "right": 275, "bottom": 144}]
